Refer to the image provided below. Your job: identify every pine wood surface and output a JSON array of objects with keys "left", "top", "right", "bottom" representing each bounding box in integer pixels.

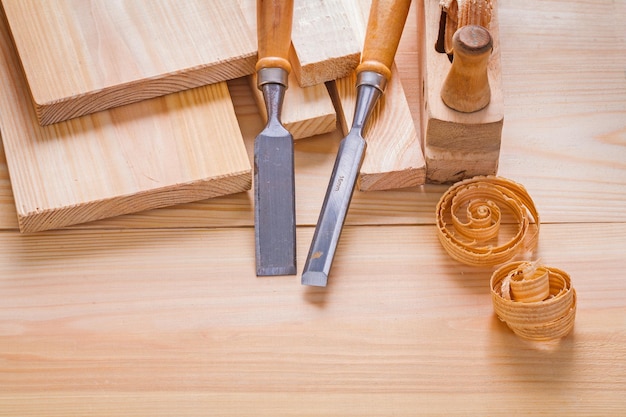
[
  {"left": 0, "top": 224, "right": 624, "bottom": 415},
  {"left": 0, "top": 0, "right": 257, "bottom": 125},
  {"left": 1, "top": 0, "right": 626, "bottom": 415},
  {"left": 0, "top": 14, "right": 252, "bottom": 233},
  {"left": 289, "top": 0, "right": 361, "bottom": 87},
  {"left": 2, "top": 0, "right": 363, "bottom": 126}
]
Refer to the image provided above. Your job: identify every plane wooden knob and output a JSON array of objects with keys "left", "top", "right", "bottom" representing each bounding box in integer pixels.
[{"left": 440, "top": 24, "right": 493, "bottom": 113}]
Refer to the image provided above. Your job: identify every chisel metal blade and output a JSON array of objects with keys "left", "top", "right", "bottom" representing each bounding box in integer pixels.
[
  {"left": 302, "top": 80, "right": 382, "bottom": 286},
  {"left": 254, "top": 0, "right": 296, "bottom": 276},
  {"left": 301, "top": 132, "right": 366, "bottom": 287},
  {"left": 255, "top": 83, "right": 296, "bottom": 276}
]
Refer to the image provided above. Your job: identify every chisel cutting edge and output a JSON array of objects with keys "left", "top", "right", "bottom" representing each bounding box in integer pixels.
[
  {"left": 254, "top": 0, "right": 296, "bottom": 276},
  {"left": 302, "top": 0, "right": 412, "bottom": 286}
]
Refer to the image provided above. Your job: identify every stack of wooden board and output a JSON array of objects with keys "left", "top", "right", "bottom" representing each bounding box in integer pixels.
[
  {"left": 247, "top": 0, "right": 426, "bottom": 191},
  {"left": 0, "top": 0, "right": 429, "bottom": 233},
  {"left": 0, "top": 11, "right": 253, "bottom": 233}
]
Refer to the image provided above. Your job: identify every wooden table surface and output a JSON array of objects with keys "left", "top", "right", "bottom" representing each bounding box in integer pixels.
[{"left": 1, "top": 0, "right": 625, "bottom": 415}]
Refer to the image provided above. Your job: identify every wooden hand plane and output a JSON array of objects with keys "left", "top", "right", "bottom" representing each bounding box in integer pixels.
[{"left": 421, "top": 0, "right": 504, "bottom": 184}]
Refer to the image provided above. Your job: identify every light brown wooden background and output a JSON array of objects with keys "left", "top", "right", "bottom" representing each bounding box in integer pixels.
[{"left": 1, "top": 0, "right": 625, "bottom": 415}]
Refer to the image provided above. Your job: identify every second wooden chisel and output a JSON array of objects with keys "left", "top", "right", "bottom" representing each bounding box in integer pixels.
[{"left": 302, "top": 0, "right": 412, "bottom": 286}]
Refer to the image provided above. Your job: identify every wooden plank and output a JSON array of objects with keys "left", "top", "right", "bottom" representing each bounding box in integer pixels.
[
  {"left": 421, "top": 0, "right": 504, "bottom": 184},
  {"left": 332, "top": 0, "right": 426, "bottom": 191},
  {"left": 0, "top": 223, "right": 625, "bottom": 415},
  {"left": 0, "top": 0, "right": 257, "bottom": 125},
  {"left": 238, "top": 0, "right": 337, "bottom": 140},
  {"left": 290, "top": 0, "right": 362, "bottom": 87},
  {"left": 0, "top": 14, "right": 251, "bottom": 233}
]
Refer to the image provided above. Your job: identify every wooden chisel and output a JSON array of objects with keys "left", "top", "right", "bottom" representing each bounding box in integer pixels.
[
  {"left": 254, "top": 0, "right": 296, "bottom": 276},
  {"left": 301, "top": 0, "right": 412, "bottom": 286}
]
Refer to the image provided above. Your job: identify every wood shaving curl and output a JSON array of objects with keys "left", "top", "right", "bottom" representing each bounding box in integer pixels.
[
  {"left": 436, "top": 176, "right": 576, "bottom": 341},
  {"left": 491, "top": 261, "right": 577, "bottom": 341},
  {"left": 435, "top": 176, "right": 540, "bottom": 267}
]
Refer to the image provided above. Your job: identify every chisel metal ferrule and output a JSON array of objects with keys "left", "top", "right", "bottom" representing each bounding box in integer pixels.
[
  {"left": 351, "top": 78, "right": 384, "bottom": 133},
  {"left": 257, "top": 67, "right": 289, "bottom": 89},
  {"left": 356, "top": 70, "right": 388, "bottom": 94}
]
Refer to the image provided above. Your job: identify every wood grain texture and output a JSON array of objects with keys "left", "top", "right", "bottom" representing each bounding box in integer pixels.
[
  {"left": 0, "top": 0, "right": 625, "bottom": 414},
  {"left": 333, "top": 0, "right": 426, "bottom": 191},
  {"left": 0, "top": 15, "right": 251, "bottom": 233},
  {"left": 290, "top": 0, "right": 361, "bottom": 86},
  {"left": 422, "top": 0, "right": 504, "bottom": 184},
  {"left": 0, "top": 224, "right": 624, "bottom": 415},
  {"left": 1, "top": 0, "right": 624, "bottom": 231},
  {"left": 0, "top": 0, "right": 257, "bottom": 125}
]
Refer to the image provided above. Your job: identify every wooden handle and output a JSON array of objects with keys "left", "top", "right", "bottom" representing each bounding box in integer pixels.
[
  {"left": 256, "top": 0, "right": 293, "bottom": 74},
  {"left": 440, "top": 24, "right": 493, "bottom": 112},
  {"left": 357, "top": 0, "right": 412, "bottom": 82}
]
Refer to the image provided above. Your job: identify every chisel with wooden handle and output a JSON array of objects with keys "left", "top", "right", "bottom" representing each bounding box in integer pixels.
[
  {"left": 301, "top": 0, "right": 412, "bottom": 286},
  {"left": 254, "top": 0, "right": 296, "bottom": 276}
]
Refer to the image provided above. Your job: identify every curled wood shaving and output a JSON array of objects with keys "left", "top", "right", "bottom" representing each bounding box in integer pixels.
[
  {"left": 435, "top": 176, "right": 540, "bottom": 267},
  {"left": 491, "top": 261, "right": 577, "bottom": 341},
  {"left": 440, "top": 0, "right": 493, "bottom": 54}
]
